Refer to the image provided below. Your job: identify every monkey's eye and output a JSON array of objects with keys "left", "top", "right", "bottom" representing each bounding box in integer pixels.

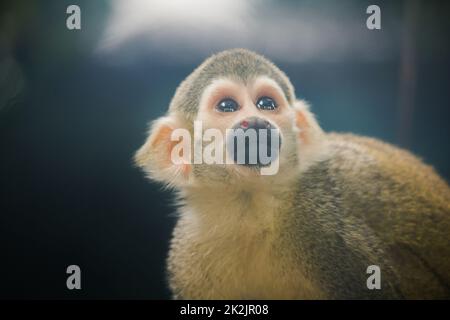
[
  {"left": 216, "top": 98, "right": 239, "bottom": 112},
  {"left": 256, "top": 96, "right": 277, "bottom": 111}
]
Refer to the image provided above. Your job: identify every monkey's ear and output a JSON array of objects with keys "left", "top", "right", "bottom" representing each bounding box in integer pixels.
[
  {"left": 292, "top": 100, "right": 326, "bottom": 171},
  {"left": 292, "top": 100, "right": 324, "bottom": 145},
  {"left": 134, "top": 115, "right": 191, "bottom": 188}
]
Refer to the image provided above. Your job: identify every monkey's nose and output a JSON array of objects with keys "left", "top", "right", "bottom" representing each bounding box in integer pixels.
[{"left": 227, "top": 117, "right": 282, "bottom": 167}]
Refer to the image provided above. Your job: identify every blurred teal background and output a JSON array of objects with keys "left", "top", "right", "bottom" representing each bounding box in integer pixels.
[{"left": 0, "top": 0, "right": 449, "bottom": 298}]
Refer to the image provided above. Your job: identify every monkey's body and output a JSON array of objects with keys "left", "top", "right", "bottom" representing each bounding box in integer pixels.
[
  {"left": 135, "top": 49, "right": 450, "bottom": 299},
  {"left": 167, "top": 133, "right": 450, "bottom": 299}
]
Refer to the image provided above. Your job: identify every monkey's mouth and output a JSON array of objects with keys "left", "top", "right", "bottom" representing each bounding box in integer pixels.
[{"left": 226, "top": 117, "right": 282, "bottom": 167}]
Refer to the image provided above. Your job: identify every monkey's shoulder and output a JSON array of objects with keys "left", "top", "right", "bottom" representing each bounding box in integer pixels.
[
  {"left": 296, "top": 132, "right": 450, "bottom": 252},
  {"left": 321, "top": 133, "right": 449, "bottom": 199}
]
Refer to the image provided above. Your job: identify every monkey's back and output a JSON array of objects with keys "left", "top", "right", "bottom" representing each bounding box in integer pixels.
[{"left": 286, "top": 133, "right": 450, "bottom": 298}]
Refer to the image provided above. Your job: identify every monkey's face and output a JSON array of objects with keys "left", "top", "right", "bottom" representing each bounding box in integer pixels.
[
  {"left": 135, "top": 77, "right": 324, "bottom": 189},
  {"left": 192, "top": 76, "right": 298, "bottom": 180},
  {"left": 135, "top": 50, "right": 325, "bottom": 189}
]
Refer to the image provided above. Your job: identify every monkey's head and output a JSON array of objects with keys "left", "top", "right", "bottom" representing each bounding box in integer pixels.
[{"left": 135, "top": 49, "right": 325, "bottom": 189}]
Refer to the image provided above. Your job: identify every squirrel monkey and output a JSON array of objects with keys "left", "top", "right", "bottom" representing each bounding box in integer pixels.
[{"left": 135, "top": 49, "right": 450, "bottom": 299}]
